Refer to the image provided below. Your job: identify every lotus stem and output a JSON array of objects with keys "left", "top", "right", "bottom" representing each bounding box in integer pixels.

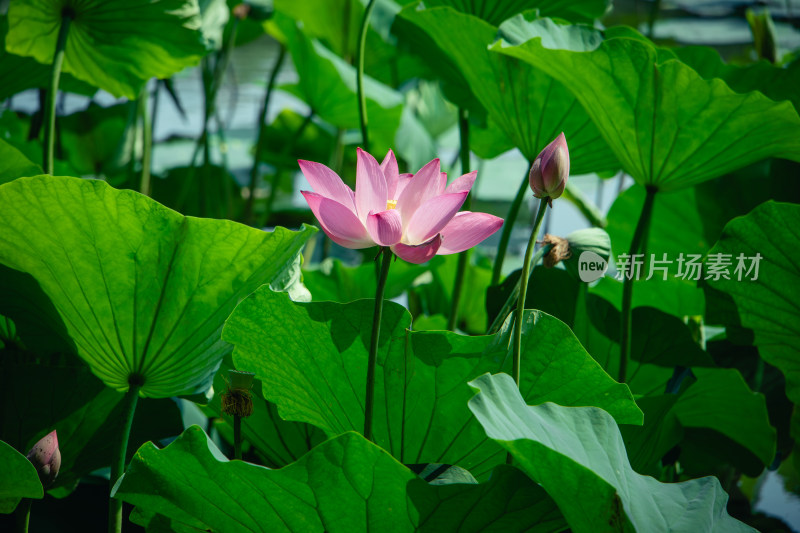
[
  {"left": 108, "top": 382, "right": 141, "bottom": 533},
  {"left": 15, "top": 498, "right": 31, "bottom": 533},
  {"left": 491, "top": 162, "right": 532, "bottom": 286},
  {"left": 244, "top": 45, "right": 286, "bottom": 225},
  {"left": 619, "top": 186, "right": 657, "bottom": 382},
  {"left": 138, "top": 84, "right": 152, "bottom": 196},
  {"left": 233, "top": 415, "right": 242, "bottom": 460},
  {"left": 43, "top": 13, "right": 72, "bottom": 175},
  {"left": 356, "top": 0, "right": 377, "bottom": 150},
  {"left": 448, "top": 107, "right": 471, "bottom": 331},
  {"left": 364, "top": 247, "right": 392, "bottom": 442},
  {"left": 512, "top": 198, "right": 548, "bottom": 386},
  {"left": 486, "top": 243, "right": 552, "bottom": 335}
]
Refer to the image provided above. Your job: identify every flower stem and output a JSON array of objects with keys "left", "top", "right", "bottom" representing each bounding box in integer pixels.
[
  {"left": 356, "top": 0, "right": 377, "bottom": 151},
  {"left": 618, "top": 186, "right": 657, "bottom": 382},
  {"left": 108, "top": 383, "right": 141, "bottom": 533},
  {"left": 244, "top": 45, "right": 286, "bottom": 225},
  {"left": 486, "top": 243, "right": 553, "bottom": 335},
  {"left": 364, "top": 247, "right": 392, "bottom": 442},
  {"left": 447, "top": 107, "right": 471, "bottom": 331},
  {"left": 512, "top": 198, "right": 548, "bottom": 386},
  {"left": 138, "top": 84, "right": 153, "bottom": 196},
  {"left": 15, "top": 498, "right": 31, "bottom": 533},
  {"left": 491, "top": 162, "right": 531, "bottom": 286},
  {"left": 233, "top": 414, "right": 242, "bottom": 460},
  {"left": 43, "top": 13, "right": 72, "bottom": 175}
]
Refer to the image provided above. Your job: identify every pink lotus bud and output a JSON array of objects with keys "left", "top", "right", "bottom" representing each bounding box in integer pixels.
[
  {"left": 26, "top": 430, "right": 61, "bottom": 488},
  {"left": 529, "top": 132, "right": 569, "bottom": 203}
]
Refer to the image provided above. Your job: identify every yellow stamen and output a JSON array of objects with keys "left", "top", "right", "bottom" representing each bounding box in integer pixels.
[{"left": 386, "top": 199, "right": 397, "bottom": 210}]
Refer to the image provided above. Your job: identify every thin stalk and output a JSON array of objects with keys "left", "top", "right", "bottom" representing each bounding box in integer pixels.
[
  {"left": 491, "top": 163, "right": 531, "bottom": 286},
  {"left": 447, "top": 107, "right": 471, "bottom": 331},
  {"left": 364, "top": 247, "right": 392, "bottom": 442},
  {"left": 356, "top": 0, "right": 377, "bottom": 150},
  {"left": 16, "top": 498, "right": 31, "bottom": 533},
  {"left": 618, "top": 186, "right": 657, "bottom": 383},
  {"left": 244, "top": 45, "right": 286, "bottom": 225},
  {"left": 138, "top": 84, "right": 153, "bottom": 196},
  {"left": 486, "top": 243, "right": 552, "bottom": 335},
  {"left": 108, "top": 383, "right": 141, "bottom": 533},
  {"left": 512, "top": 198, "right": 548, "bottom": 386},
  {"left": 233, "top": 415, "right": 242, "bottom": 460},
  {"left": 43, "top": 14, "right": 72, "bottom": 175}
]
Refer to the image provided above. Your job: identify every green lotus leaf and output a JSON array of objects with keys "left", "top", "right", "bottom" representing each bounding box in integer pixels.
[
  {"left": 675, "top": 45, "right": 800, "bottom": 113},
  {"left": 113, "top": 426, "right": 566, "bottom": 532},
  {"left": 0, "top": 440, "right": 43, "bottom": 513},
  {"left": 0, "top": 15, "right": 96, "bottom": 100},
  {"left": 270, "top": 13, "right": 403, "bottom": 153},
  {"left": 421, "top": 0, "right": 611, "bottom": 25},
  {"left": 0, "top": 176, "right": 316, "bottom": 398},
  {"left": 491, "top": 16, "right": 800, "bottom": 190},
  {"left": 397, "top": 5, "right": 618, "bottom": 173},
  {"left": 468, "top": 372, "right": 755, "bottom": 533},
  {"left": 704, "top": 202, "right": 800, "bottom": 405},
  {"left": 223, "top": 288, "right": 641, "bottom": 479},
  {"left": 673, "top": 368, "right": 776, "bottom": 468},
  {"left": 0, "top": 139, "right": 41, "bottom": 186},
  {"left": 6, "top": 0, "right": 208, "bottom": 99},
  {"left": 207, "top": 356, "right": 325, "bottom": 468}
]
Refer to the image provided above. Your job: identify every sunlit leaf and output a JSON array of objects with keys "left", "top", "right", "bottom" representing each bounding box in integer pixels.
[
  {"left": 0, "top": 176, "right": 316, "bottom": 398},
  {"left": 491, "top": 16, "right": 800, "bottom": 190},
  {"left": 6, "top": 0, "right": 208, "bottom": 99},
  {"left": 468, "top": 372, "right": 755, "bottom": 533},
  {"left": 422, "top": 0, "right": 611, "bottom": 25},
  {"left": 397, "top": 6, "right": 618, "bottom": 173},
  {"left": 223, "top": 288, "right": 641, "bottom": 479},
  {"left": 114, "top": 426, "right": 566, "bottom": 532}
]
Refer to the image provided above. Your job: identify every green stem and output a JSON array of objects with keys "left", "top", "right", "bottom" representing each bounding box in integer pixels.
[
  {"left": 447, "top": 108, "right": 471, "bottom": 331},
  {"left": 356, "top": 0, "right": 377, "bottom": 151},
  {"left": 364, "top": 247, "right": 392, "bottom": 442},
  {"left": 108, "top": 383, "right": 141, "bottom": 533},
  {"left": 43, "top": 14, "right": 72, "bottom": 175},
  {"left": 16, "top": 498, "right": 31, "bottom": 533},
  {"left": 138, "top": 84, "right": 153, "bottom": 196},
  {"left": 486, "top": 243, "right": 552, "bottom": 335},
  {"left": 244, "top": 45, "right": 286, "bottom": 225},
  {"left": 618, "top": 186, "right": 657, "bottom": 383},
  {"left": 512, "top": 198, "right": 548, "bottom": 386},
  {"left": 233, "top": 415, "right": 242, "bottom": 460},
  {"left": 491, "top": 162, "right": 531, "bottom": 286}
]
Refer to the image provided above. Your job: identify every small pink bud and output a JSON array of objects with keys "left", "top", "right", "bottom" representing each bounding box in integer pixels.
[
  {"left": 529, "top": 132, "right": 570, "bottom": 203},
  {"left": 26, "top": 430, "right": 61, "bottom": 488}
]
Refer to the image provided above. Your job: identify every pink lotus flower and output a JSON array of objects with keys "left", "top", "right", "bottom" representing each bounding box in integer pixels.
[
  {"left": 299, "top": 149, "right": 503, "bottom": 264},
  {"left": 529, "top": 132, "right": 569, "bottom": 204}
]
